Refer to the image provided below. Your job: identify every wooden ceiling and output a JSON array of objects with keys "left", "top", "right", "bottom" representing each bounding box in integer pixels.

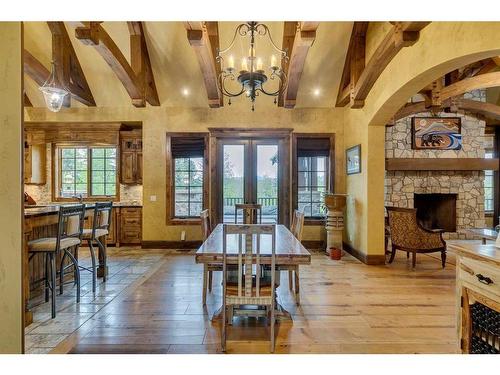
[{"left": 23, "top": 21, "right": 500, "bottom": 114}]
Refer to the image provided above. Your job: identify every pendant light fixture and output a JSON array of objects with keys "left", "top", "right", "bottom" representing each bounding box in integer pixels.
[{"left": 39, "top": 61, "right": 69, "bottom": 112}]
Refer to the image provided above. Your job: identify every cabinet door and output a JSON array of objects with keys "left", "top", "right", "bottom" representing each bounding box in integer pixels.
[
  {"left": 135, "top": 152, "right": 143, "bottom": 184},
  {"left": 24, "top": 144, "right": 32, "bottom": 183},
  {"left": 134, "top": 138, "right": 143, "bottom": 151},
  {"left": 121, "top": 138, "right": 135, "bottom": 152},
  {"left": 121, "top": 152, "right": 136, "bottom": 184}
]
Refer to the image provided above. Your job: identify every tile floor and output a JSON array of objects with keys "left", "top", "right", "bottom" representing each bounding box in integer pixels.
[{"left": 24, "top": 247, "right": 167, "bottom": 353}]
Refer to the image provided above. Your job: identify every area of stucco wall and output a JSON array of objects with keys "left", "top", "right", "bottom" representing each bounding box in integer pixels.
[
  {"left": 343, "top": 22, "right": 500, "bottom": 258},
  {"left": 0, "top": 22, "right": 23, "bottom": 354},
  {"left": 25, "top": 106, "right": 345, "bottom": 243}
]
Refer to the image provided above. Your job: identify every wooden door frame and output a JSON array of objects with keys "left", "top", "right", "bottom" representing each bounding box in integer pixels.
[{"left": 209, "top": 128, "right": 292, "bottom": 226}]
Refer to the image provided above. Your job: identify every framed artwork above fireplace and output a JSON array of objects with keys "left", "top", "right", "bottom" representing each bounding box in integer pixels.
[{"left": 411, "top": 117, "right": 462, "bottom": 150}]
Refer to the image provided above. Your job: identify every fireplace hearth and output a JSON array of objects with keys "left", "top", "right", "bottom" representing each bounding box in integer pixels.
[{"left": 414, "top": 193, "right": 457, "bottom": 232}]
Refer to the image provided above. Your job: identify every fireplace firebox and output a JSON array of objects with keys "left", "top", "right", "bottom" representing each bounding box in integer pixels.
[{"left": 414, "top": 193, "right": 457, "bottom": 232}]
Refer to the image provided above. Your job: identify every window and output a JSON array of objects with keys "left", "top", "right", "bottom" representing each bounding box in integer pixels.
[
  {"left": 57, "top": 146, "right": 117, "bottom": 199},
  {"left": 485, "top": 150, "right": 494, "bottom": 213},
  {"left": 293, "top": 134, "right": 335, "bottom": 222},
  {"left": 298, "top": 156, "right": 328, "bottom": 217},
  {"left": 174, "top": 157, "right": 204, "bottom": 217},
  {"left": 166, "top": 133, "right": 208, "bottom": 224}
]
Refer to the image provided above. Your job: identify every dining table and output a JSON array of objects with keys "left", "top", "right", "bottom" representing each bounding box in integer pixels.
[{"left": 195, "top": 223, "right": 312, "bottom": 321}]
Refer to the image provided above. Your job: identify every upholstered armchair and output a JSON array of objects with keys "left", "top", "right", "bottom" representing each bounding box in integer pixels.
[{"left": 386, "top": 206, "right": 447, "bottom": 269}]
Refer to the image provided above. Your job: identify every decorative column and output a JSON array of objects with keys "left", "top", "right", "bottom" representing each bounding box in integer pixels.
[{"left": 324, "top": 194, "right": 348, "bottom": 254}]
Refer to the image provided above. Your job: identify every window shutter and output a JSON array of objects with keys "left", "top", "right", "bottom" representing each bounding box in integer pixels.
[
  {"left": 171, "top": 137, "right": 205, "bottom": 158},
  {"left": 296, "top": 138, "right": 331, "bottom": 157}
]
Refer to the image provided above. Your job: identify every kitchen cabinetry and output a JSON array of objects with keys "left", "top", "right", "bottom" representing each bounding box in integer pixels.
[
  {"left": 120, "top": 130, "right": 142, "bottom": 184},
  {"left": 449, "top": 243, "right": 500, "bottom": 354},
  {"left": 118, "top": 207, "right": 142, "bottom": 245},
  {"left": 24, "top": 131, "right": 46, "bottom": 185}
]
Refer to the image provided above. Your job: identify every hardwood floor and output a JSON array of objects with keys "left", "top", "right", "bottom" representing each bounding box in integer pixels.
[{"left": 42, "top": 244, "right": 461, "bottom": 354}]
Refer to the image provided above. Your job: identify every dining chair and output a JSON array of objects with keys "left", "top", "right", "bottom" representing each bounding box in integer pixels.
[
  {"left": 222, "top": 224, "right": 277, "bottom": 353},
  {"left": 28, "top": 204, "right": 85, "bottom": 318},
  {"left": 200, "top": 209, "right": 223, "bottom": 305},
  {"left": 78, "top": 202, "right": 113, "bottom": 293},
  {"left": 284, "top": 209, "right": 304, "bottom": 303},
  {"left": 234, "top": 203, "right": 262, "bottom": 224}
]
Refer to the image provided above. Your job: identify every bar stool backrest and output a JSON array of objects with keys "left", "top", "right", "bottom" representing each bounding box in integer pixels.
[
  {"left": 91, "top": 202, "right": 113, "bottom": 239},
  {"left": 57, "top": 204, "right": 86, "bottom": 250}
]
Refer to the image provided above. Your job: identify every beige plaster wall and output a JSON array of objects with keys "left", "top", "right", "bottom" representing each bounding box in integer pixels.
[
  {"left": 343, "top": 22, "right": 500, "bottom": 258},
  {"left": 0, "top": 22, "right": 23, "bottom": 353},
  {"left": 26, "top": 106, "right": 345, "bottom": 243}
]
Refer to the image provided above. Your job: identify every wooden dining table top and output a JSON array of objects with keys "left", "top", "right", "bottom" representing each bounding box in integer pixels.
[{"left": 195, "top": 224, "right": 311, "bottom": 265}]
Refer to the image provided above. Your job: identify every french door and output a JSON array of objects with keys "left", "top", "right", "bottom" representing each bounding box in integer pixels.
[{"left": 218, "top": 139, "right": 280, "bottom": 224}]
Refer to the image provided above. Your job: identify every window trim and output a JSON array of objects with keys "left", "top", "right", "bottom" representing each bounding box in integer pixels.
[
  {"left": 292, "top": 133, "right": 335, "bottom": 226},
  {"left": 485, "top": 149, "right": 494, "bottom": 215},
  {"left": 52, "top": 142, "right": 120, "bottom": 202},
  {"left": 166, "top": 133, "right": 209, "bottom": 226}
]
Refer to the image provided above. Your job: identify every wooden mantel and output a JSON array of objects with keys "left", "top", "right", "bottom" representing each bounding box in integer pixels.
[{"left": 386, "top": 158, "right": 499, "bottom": 171}]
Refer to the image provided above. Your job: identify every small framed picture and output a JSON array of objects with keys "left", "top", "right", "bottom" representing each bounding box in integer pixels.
[
  {"left": 346, "top": 144, "right": 361, "bottom": 175},
  {"left": 411, "top": 117, "right": 462, "bottom": 150}
]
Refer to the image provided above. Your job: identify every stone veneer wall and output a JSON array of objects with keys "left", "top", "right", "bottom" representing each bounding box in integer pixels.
[
  {"left": 385, "top": 90, "right": 486, "bottom": 240},
  {"left": 25, "top": 143, "right": 143, "bottom": 205}
]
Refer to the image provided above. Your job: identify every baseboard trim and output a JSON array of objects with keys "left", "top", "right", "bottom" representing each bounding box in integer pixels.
[
  {"left": 141, "top": 240, "right": 202, "bottom": 250},
  {"left": 342, "top": 241, "right": 386, "bottom": 265},
  {"left": 301, "top": 240, "right": 325, "bottom": 250}
]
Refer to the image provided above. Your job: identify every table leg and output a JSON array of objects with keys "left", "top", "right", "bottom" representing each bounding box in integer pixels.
[
  {"left": 97, "top": 237, "right": 109, "bottom": 278},
  {"left": 202, "top": 263, "right": 208, "bottom": 305},
  {"left": 482, "top": 237, "right": 487, "bottom": 245}
]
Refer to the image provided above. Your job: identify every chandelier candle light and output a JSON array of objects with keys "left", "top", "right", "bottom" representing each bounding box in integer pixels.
[
  {"left": 216, "top": 22, "right": 289, "bottom": 111},
  {"left": 39, "top": 61, "right": 69, "bottom": 112}
]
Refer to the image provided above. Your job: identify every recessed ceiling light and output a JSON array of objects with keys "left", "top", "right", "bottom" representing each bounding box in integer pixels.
[
  {"left": 313, "top": 88, "right": 321, "bottom": 97},
  {"left": 182, "top": 88, "right": 190, "bottom": 97}
]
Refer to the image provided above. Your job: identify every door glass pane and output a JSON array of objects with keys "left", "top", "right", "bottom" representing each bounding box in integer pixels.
[
  {"left": 256, "top": 144, "right": 278, "bottom": 224},
  {"left": 223, "top": 145, "right": 245, "bottom": 223}
]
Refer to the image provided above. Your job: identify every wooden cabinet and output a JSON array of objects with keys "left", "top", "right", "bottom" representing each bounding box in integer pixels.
[
  {"left": 450, "top": 243, "right": 500, "bottom": 354},
  {"left": 24, "top": 131, "right": 46, "bottom": 185},
  {"left": 118, "top": 207, "right": 142, "bottom": 245},
  {"left": 120, "top": 130, "right": 142, "bottom": 185}
]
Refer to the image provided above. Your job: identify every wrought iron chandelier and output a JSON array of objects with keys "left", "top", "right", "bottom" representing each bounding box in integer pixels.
[{"left": 216, "top": 22, "right": 288, "bottom": 111}]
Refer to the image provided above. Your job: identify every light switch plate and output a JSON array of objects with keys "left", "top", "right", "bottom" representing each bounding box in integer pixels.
[{"left": 150, "top": 195, "right": 157, "bottom": 202}]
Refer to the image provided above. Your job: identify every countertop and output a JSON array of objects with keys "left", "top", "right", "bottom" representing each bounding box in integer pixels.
[
  {"left": 25, "top": 203, "right": 142, "bottom": 217},
  {"left": 447, "top": 242, "right": 500, "bottom": 267}
]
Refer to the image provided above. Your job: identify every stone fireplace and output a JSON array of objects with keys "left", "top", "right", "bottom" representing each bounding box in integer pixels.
[
  {"left": 385, "top": 90, "right": 487, "bottom": 240},
  {"left": 414, "top": 193, "right": 457, "bottom": 232}
]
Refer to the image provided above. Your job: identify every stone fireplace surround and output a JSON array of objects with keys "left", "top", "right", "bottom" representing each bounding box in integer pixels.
[{"left": 385, "top": 90, "right": 487, "bottom": 240}]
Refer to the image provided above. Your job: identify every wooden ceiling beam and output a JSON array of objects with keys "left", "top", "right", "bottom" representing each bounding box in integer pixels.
[
  {"left": 392, "top": 97, "right": 500, "bottom": 123},
  {"left": 281, "top": 21, "right": 319, "bottom": 108},
  {"left": 278, "top": 21, "right": 298, "bottom": 107},
  {"left": 185, "top": 21, "right": 222, "bottom": 108},
  {"left": 440, "top": 71, "right": 500, "bottom": 102},
  {"left": 336, "top": 22, "right": 369, "bottom": 107},
  {"left": 127, "top": 22, "right": 160, "bottom": 106},
  {"left": 23, "top": 49, "right": 50, "bottom": 87},
  {"left": 347, "top": 21, "right": 430, "bottom": 108},
  {"left": 24, "top": 93, "right": 33, "bottom": 107},
  {"left": 47, "top": 22, "right": 96, "bottom": 107},
  {"left": 75, "top": 22, "right": 146, "bottom": 107}
]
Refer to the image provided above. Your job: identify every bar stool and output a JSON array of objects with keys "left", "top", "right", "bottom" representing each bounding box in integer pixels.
[
  {"left": 79, "top": 202, "right": 113, "bottom": 293},
  {"left": 28, "top": 204, "right": 85, "bottom": 318}
]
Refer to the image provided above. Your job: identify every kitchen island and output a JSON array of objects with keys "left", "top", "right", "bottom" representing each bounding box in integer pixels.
[
  {"left": 23, "top": 203, "right": 142, "bottom": 326},
  {"left": 447, "top": 242, "right": 500, "bottom": 354}
]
